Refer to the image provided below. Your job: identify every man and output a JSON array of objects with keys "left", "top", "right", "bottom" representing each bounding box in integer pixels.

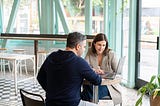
[{"left": 37, "top": 32, "right": 102, "bottom": 106}]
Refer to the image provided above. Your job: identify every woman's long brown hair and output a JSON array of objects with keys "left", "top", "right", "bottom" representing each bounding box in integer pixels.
[{"left": 91, "top": 33, "right": 110, "bottom": 55}]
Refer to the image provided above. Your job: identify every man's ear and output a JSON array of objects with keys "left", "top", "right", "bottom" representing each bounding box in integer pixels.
[{"left": 75, "top": 44, "right": 80, "bottom": 50}]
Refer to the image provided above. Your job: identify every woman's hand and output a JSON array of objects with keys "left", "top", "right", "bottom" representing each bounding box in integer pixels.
[{"left": 93, "top": 67, "right": 105, "bottom": 75}]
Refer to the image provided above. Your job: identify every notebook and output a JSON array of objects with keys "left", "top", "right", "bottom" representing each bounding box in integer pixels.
[{"left": 100, "top": 56, "right": 126, "bottom": 79}]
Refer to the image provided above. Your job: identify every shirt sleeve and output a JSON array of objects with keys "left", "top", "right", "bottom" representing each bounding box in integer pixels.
[{"left": 80, "top": 59, "right": 102, "bottom": 85}]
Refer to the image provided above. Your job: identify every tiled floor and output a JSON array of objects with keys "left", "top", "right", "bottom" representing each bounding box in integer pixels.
[
  {"left": 0, "top": 77, "right": 45, "bottom": 106},
  {"left": 0, "top": 71, "right": 149, "bottom": 106}
]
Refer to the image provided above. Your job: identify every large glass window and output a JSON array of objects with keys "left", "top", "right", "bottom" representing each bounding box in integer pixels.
[
  {"left": 62, "top": 0, "right": 85, "bottom": 33},
  {"left": 138, "top": 0, "right": 160, "bottom": 82},
  {"left": 92, "top": 0, "right": 104, "bottom": 34},
  {"left": 3, "top": 0, "right": 39, "bottom": 33},
  {"left": 2, "top": 0, "right": 106, "bottom": 34},
  {"left": 3, "top": 0, "right": 14, "bottom": 32},
  {"left": 62, "top": 0, "right": 104, "bottom": 34},
  {"left": 122, "top": 0, "right": 129, "bottom": 84}
]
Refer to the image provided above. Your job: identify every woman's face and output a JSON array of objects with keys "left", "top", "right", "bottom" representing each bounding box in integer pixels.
[{"left": 94, "top": 40, "right": 106, "bottom": 54}]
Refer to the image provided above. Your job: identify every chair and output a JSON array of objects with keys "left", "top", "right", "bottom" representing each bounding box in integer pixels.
[
  {"left": 101, "top": 56, "right": 126, "bottom": 106},
  {"left": 37, "top": 50, "right": 47, "bottom": 69},
  {"left": 20, "top": 89, "right": 45, "bottom": 106},
  {"left": 0, "top": 48, "right": 11, "bottom": 75},
  {"left": 13, "top": 49, "right": 28, "bottom": 75}
]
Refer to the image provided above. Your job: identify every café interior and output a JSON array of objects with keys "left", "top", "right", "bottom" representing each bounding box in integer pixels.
[{"left": 0, "top": 0, "right": 159, "bottom": 106}]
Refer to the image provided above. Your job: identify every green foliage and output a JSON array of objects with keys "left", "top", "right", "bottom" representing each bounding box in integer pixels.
[
  {"left": 92, "top": 0, "right": 103, "bottom": 7},
  {"left": 62, "top": 0, "right": 85, "bottom": 16},
  {"left": 62, "top": 0, "right": 128, "bottom": 16},
  {"left": 116, "top": 0, "right": 128, "bottom": 15},
  {"left": 136, "top": 75, "right": 160, "bottom": 106},
  {"left": 62, "top": 0, "right": 104, "bottom": 16}
]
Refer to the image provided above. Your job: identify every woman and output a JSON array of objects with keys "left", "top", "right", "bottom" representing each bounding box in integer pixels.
[{"left": 81, "top": 33, "right": 122, "bottom": 105}]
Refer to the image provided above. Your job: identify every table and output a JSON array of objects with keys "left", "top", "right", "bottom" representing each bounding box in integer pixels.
[
  {"left": 0, "top": 33, "right": 94, "bottom": 74},
  {"left": 83, "top": 77, "right": 122, "bottom": 104},
  {"left": 0, "top": 53, "right": 35, "bottom": 95}
]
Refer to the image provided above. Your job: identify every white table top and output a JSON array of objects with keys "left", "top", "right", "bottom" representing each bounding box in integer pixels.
[
  {"left": 83, "top": 76, "right": 122, "bottom": 85},
  {"left": 0, "top": 53, "right": 35, "bottom": 60}
]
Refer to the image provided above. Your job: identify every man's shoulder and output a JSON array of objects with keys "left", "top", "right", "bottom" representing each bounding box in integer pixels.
[
  {"left": 76, "top": 57, "right": 89, "bottom": 65},
  {"left": 76, "top": 56, "right": 85, "bottom": 61}
]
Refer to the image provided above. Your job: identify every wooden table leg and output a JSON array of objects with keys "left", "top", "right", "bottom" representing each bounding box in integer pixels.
[{"left": 34, "top": 40, "right": 38, "bottom": 75}]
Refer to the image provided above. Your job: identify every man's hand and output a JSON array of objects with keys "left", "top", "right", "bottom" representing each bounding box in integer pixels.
[
  {"left": 93, "top": 66, "right": 105, "bottom": 75},
  {"left": 95, "top": 68, "right": 105, "bottom": 75}
]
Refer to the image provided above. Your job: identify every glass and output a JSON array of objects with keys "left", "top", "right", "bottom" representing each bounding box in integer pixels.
[
  {"left": 122, "top": 0, "right": 130, "bottom": 84},
  {"left": 3, "top": 0, "right": 39, "bottom": 34},
  {"left": 138, "top": 0, "right": 160, "bottom": 81}
]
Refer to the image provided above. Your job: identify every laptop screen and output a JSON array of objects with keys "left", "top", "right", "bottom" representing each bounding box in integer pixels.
[{"left": 100, "top": 56, "right": 126, "bottom": 79}]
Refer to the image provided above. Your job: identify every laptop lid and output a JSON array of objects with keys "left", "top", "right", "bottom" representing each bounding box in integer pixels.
[
  {"left": 101, "top": 56, "right": 126, "bottom": 79},
  {"left": 116, "top": 56, "right": 126, "bottom": 74},
  {"left": 101, "top": 72, "right": 116, "bottom": 79}
]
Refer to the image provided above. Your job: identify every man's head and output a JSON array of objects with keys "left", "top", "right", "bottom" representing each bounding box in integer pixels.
[{"left": 66, "top": 32, "right": 87, "bottom": 56}]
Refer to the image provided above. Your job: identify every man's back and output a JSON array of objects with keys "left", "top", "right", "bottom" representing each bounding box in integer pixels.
[{"left": 37, "top": 50, "right": 101, "bottom": 106}]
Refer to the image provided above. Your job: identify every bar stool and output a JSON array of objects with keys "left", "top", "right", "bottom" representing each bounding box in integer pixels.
[
  {"left": 0, "top": 48, "right": 11, "bottom": 75},
  {"left": 13, "top": 49, "right": 28, "bottom": 75},
  {"left": 37, "top": 50, "right": 47, "bottom": 70}
]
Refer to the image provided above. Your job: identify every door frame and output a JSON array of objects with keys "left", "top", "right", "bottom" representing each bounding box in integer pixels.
[{"left": 135, "top": 0, "right": 148, "bottom": 89}]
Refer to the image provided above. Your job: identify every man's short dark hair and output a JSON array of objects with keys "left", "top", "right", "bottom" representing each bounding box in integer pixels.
[{"left": 66, "top": 32, "right": 86, "bottom": 48}]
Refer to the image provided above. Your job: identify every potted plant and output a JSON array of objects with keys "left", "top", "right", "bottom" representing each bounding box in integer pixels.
[{"left": 136, "top": 75, "right": 160, "bottom": 106}]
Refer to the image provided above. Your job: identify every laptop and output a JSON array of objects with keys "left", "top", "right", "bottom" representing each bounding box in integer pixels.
[
  {"left": 100, "top": 56, "right": 126, "bottom": 79},
  {"left": 100, "top": 71, "right": 117, "bottom": 79}
]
